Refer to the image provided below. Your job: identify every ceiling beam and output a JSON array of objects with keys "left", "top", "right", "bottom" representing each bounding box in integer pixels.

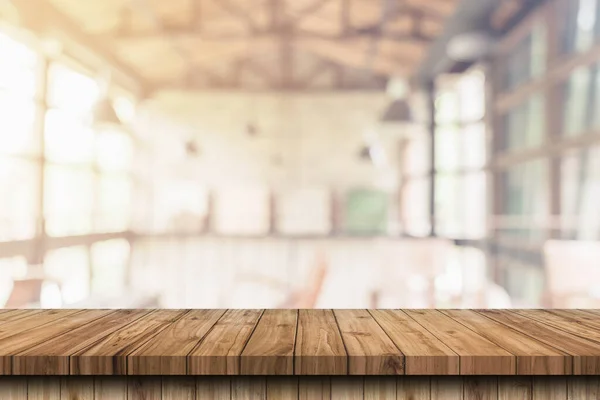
[
  {"left": 111, "top": 29, "right": 435, "bottom": 44},
  {"left": 10, "top": 0, "right": 147, "bottom": 93}
]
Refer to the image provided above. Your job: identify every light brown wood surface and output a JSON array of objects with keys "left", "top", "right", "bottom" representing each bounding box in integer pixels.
[
  {"left": 334, "top": 309, "right": 403, "bottom": 375},
  {"left": 240, "top": 310, "right": 297, "bottom": 375},
  {"left": 0, "top": 309, "right": 598, "bottom": 377}
]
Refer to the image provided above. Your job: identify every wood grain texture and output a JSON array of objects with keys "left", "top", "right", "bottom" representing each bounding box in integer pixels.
[
  {"left": 405, "top": 310, "right": 515, "bottom": 375},
  {"left": 569, "top": 377, "right": 600, "bottom": 400},
  {"left": 443, "top": 309, "right": 569, "bottom": 375},
  {"left": 28, "top": 377, "right": 61, "bottom": 400},
  {"left": 532, "top": 376, "right": 567, "bottom": 400},
  {"left": 266, "top": 377, "right": 298, "bottom": 400},
  {"left": 189, "top": 309, "right": 263, "bottom": 375},
  {"left": 0, "top": 310, "right": 80, "bottom": 342},
  {"left": 517, "top": 309, "right": 600, "bottom": 344},
  {"left": 127, "top": 377, "right": 161, "bottom": 400},
  {"left": 371, "top": 310, "right": 459, "bottom": 375},
  {"left": 298, "top": 377, "right": 331, "bottom": 400},
  {"left": 331, "top": 377, "right": 364, "bottom": 400},
  {"left": 162, "top": 377, "right": 195, "bottom": 400},
  {"left": 240, "top": 310, "right": 297, "bottom": 375},
  {"left": 464, "top": 377, "right": 498, "bottom": 400},
  {"left": 127, "top": 309, "right": 225, "bottom": 375},
  {"left": 232, "top": 377, "right": 266, "bottom": 400},
  {"left": 295, "top": 309, "right": 347, "bottom": 375},
  {"left": 397, "top": 377, "right": 431, "bottom": 400},
  {"left": 0, "top": 310, "right": 41, "bottom": 323},
  {"left": 95, "top": 377, "right": 127, "bottom": 400},
  {"left": 364, "top": 377, "right": 397, "bottom": 400},
  {"left": 334, "top": 309, "right": 403, "bottom": 375},
  {"left": 498, "top": 376, "right": 532, "bottom": 400},
  {"left": 14, "top": 310, "right": 149, "bottom": 375},
  {"left": 0, "top": 377, "right": 27, "bottom": 400},
  {"left": 72, "top": 310, "right": 188, "bottom": 375},
  {"left": 480, "top": 310, "right": 600, "bottom": 375},
  {"left": 431, "top": 377, "right": 462, "bottom": 400},
  {"left": 61, "top": 377, "right": 93, "bottom": 400},
  {"left": 0, "top": 310, "right": 114, "bottom": 375},
  {"left": 197, "top": 377, "right": 231, "bottom": 399}
]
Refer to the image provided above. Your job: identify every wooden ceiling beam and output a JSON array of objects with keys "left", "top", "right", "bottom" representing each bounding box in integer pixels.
[{"left": 10, "top": 0, "right": 147, "bottom": 93}]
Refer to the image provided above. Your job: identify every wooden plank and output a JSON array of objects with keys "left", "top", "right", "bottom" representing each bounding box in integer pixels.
[
  {"left": 61, "top": 377, "right": 94, "bottom": 400},
  {"left": 163, "top": 377, "right": 195, "bottom": 400},
  {"left": 568, "top": 377, "right": 600, "bottom": 400},
  {"left": 550, "top": 310, "right": 600, "bottom": 331},
  {"left": 127, "top": 309, "right": 225, "bottom": 375},
  {"left": 266, "top": 377, "right": 298, "bottom": 400},
  {"left": 364, "top": 377, "right": 396, "bottom": 400},
  {"left": 189, "top": 309, "right": 263, "bottom": 375},
  {"left": 333, "top": 309, "right": 403, "bottom": 375},
  {"left": 532, "top": 377, "right": 567, "bottom": 400},
  {"left": 517, "top": 309, "right": 600, "bottom": 344},
  {"left": 0, "top": 377, "right": 27, "bottom": 399},
  {"left": 127, "top": 377, "right": 161, "bottom": 400},
  {"left": 532, "top": 376, "right": 571, "bottom": 400},
  {"left": 431, "top": 377, "right": 462, "bottom": 400},
  {"left": 0, "top": 310, "right": 81, "bottom": 342},
  {"left": 299, "top": 377, "right": 331, "bottom": 400},
  {"left": 71, "top": 310, "right": 188, "bottom": 375},
  {"left": 498, "top": 376, "right": 532, "bottom": 400},
  {"left": 13, "top": 310, "right": 149, "bottom": 375},
  {"left": 28, "top": 377, "right": 61, "bottom": 400},
  {"left": 0, "top": 309, "right": 114, "bottom": 375},
  {"left": 398, "top": 377, "right": 431, "bottom": 400},
  {"left": 405, "top": 310, "right": 515, "bottom": 375},
  {"left": 442, "top": 309, "right": 569, "bottom": 375},
  {"left": 240, "top": 310, "right": 297, "bottom": 375},
  {"left": 95, "top": 377, "right": 127, "bottom": 400},
  {"left": 464, "top": 377, "right": 498, "bottom": 400},
  {"left": 232, "top": 377, "right": 266, "bottom": 400},
  {"left": 479, "top": 310, "right": 600, "bottom": 375},
  {"left": 0, "top": 309, "right": 43, "bottom": 323},
  {"left": 197, "top": 377, "right": 231, "bottom": 399},
  {"left": 331, "top": 377, "right": 363, "bottom": 400},
  {"left": 295, "top": 309, "right": 347, "bottom": 375},
  {"left": 371, "top": 310, "right": 459, "bottom": 375}
]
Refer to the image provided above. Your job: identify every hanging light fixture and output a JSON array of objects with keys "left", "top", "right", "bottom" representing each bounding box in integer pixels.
[{"left": 380, "top": 99, "right": 412, "bottom": 123}]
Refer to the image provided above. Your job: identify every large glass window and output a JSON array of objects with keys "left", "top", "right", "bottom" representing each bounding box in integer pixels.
[
  {"left": 561, "top": 146, "right": 600, "bottom": 239},
  {"left": 505, "top": 22, "right": 546, "bottom": 89},
  {"left": 434, "top": 69, "right": 487, "bottom": 239},
  {"left": 561, "top": 0, "right": 600, "bottom": 55},
  {"left": 502, "top": 94, "right": 545, "bottom": 151},
  {"left": 499, "top": 159, "right": 548, "bottom": 240},
  {"left": 43, "top": 246, "right": 90, "bottom": 305},
  {"left": 91, "top": 239, "right": 130, "bottom": 296},
  {"left": 561, "top": 62, "right": 600, "bottom": 136},
  {"left": 344, "top": 189, "right": 389, "bottom": 235}
]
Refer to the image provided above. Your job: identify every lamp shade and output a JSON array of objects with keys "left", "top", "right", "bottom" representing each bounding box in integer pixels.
[
  {"left": 380, "top": 99, "right": 411, "bottom": 123},
  {"left": 93, "top": 97, "right": 121, "bottom": 127}
]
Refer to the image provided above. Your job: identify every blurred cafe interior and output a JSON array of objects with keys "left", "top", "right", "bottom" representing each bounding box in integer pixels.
[{"left": 1, "top": 0, "right": 599, "bottom": 310}]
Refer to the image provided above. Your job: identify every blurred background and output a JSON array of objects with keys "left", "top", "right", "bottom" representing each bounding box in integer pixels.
[{"left": 0, "top": 0, "right": 598, "bottom": 309}]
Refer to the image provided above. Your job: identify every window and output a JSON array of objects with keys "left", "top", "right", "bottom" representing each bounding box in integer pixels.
[
  {"left": 44, "top": 165, "right": 94, "bottom": 236},
  {"left": 561, "top": 146, "right": 600, "bottom": 239},
  {"left": 502, "top": 94, "right": 545, "bottom": 151},
  {"left": 499, "top": 160, "right": 548, "bottom": 240},
  {"left": 0, "top": 158, "right": 39, "bottom": 241},
  {"left": 91, "top": 239, "right": 130, "bottom": 296},
  {"left": 561, "top": 0, "right": 600, "bottom": 55},
  {"left": 561, "top": 63, "right": 600, "bottom": 136},
  {"left": 402, "top": 177, "right": 431, "bottom": 237},
  {"left": 505, "top": 22, "right": 546, "bottom": 90},
  {"left": 44, "top": 246, "right": 90, "bottom": 305}
]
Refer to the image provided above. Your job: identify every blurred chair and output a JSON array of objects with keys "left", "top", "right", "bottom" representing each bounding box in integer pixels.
[
  {"left": 4, "top": 278, "right": 44, "bottom": 308},
  {"left": 371, "top": 238, "right": 453, "bottom": 308},
  {"left": 543, "top": 240, "right": 600, "bottom": 308}
]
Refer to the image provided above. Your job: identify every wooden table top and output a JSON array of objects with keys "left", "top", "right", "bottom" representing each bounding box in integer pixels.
[{"left": 0, "top": 309, "right": 599, "bottom": 376}]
